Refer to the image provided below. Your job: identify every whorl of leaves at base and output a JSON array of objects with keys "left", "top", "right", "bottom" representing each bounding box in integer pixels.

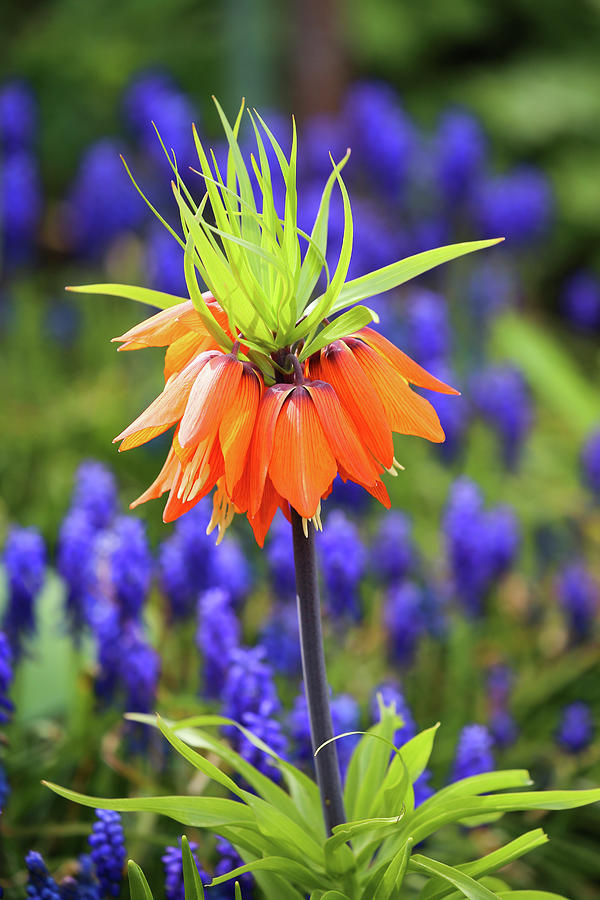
[{"left": 45, "top": 701, "right": 599, "bottom": 900}]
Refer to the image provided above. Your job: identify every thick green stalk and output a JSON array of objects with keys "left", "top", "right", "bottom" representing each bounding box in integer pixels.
[{"left": 291, "top": 508, "right": 346, "bottom": 835}]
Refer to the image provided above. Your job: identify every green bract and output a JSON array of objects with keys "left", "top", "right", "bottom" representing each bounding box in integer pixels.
[
  {"left": 67, "top": 99, "right": 501, "bottom": 383},
  {"left": 45, "top": 700, "right": 599, "bottom": 900}
]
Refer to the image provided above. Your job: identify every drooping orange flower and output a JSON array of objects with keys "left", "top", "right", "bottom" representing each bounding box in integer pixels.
[{"left": 112, "top": 295, "right": 458, "bottom": 546}]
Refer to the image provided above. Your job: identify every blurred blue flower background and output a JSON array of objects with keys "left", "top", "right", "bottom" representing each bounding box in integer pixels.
[{"left": 1, "top": 0, "right": 600, "bottom": 897}]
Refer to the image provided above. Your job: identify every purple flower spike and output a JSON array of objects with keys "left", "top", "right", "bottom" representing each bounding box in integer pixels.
[
  {"left": 557, "top": 702, "right": 594, "bottom": 754},
  {"left": 451, "top": 724, "right": 494, "bottom": 782}
]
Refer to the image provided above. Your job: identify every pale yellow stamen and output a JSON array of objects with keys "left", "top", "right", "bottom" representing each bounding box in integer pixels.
[
  {"left": 386, "top": 456, "right": 405, "bottom": 476},
  {"left": 302, "top": 501, "right": 323, "bottom": 537},
  {"left": 207, "top": 482, "right": 236, "bottom": 544}
]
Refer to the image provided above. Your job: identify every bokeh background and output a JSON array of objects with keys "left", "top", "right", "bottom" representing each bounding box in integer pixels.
[{"left": 1, "top": 0, "right": 600, "bottom": 897}]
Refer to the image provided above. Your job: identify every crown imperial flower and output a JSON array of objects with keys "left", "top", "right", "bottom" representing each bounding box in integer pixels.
[{"left": 70, "top": 99, "right": 500, "bottom": 544}]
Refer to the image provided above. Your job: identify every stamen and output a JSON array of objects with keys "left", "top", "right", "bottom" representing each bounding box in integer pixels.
[
  {"left": 302, "top": 502, "right": 323, "bottom": 537},
  {"left": 386, "top": 456, "right": 406, "bottom": 476},
  {"left": 206, "top": 482, "right": 236, "bottom": 544}
]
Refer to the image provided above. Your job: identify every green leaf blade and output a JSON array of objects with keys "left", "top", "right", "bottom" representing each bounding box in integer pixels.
[{"left": 306, "top": 238, "right": 504, "bottom": 318}]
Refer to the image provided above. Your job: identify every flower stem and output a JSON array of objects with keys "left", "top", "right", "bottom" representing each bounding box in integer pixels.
[{"left": 291, "top": 508, "right": 346, "bottom": 835}]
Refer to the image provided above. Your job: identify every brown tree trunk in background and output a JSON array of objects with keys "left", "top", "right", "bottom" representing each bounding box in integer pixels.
[{"left": 290, "top": 0, "right": 347, "bottom": 119}]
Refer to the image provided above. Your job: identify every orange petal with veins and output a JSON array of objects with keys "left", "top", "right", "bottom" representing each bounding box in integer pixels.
[
  {"left": 220, "top": 365, "right": 263, "bottom": 495},
  {"left": 113, "top": 294, "right": 230, "bottom": 349},
  {"left": 114, "top": 351, "right": 217, "bottom": 449},
  {"left": 338, "top": 465, "right": 391, "bottom": 508},
  {"left": 164, "top": 332, "right": 215, "bottom": 382},
  {"left": 348, "top": 338, "right": 445, "bottom": 443},
  {"left": 129, "top": 446, "right": 180, "bottom": 509},
  {"left": 312, "top": 341, "right": 394, "bottom": 468},
  {"left": 248, "top": 476, "right": 285, "bottom": 548},
  {"left": 247, "top": 384, "right": 295, "bottom": 517},
  {"left": 269, "top": 387, "right": 337, "bottom": 519},
  {"left": 179, "top": 354, "right": 242, "bottom": 448},
  {"left": 305, "top": 381, "right": 382, "bottom": 485},
  {"left": 356, "top": 327, "right": 459, "bottom": 395}
]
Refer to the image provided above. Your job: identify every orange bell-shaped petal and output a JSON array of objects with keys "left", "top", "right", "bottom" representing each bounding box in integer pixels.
[
  {"left": 310, "top": 340, "right": 395, "bottom": 469},
  {"left": 268, "top": 386, "right": 337, "bottom": 519}
]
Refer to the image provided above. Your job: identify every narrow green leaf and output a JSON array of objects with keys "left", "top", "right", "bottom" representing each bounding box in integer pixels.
[
  {"left": 299, "top": 305, "right": 374, "bottom": 361},
  {"left": 295, "top": 151, "right": 351, "bottom": 315},
  {"left": 418, "top": 770, "right": 533, "bottom": 815},
  {"left": 181, "top": 835, "right": 206, "bottom": 900},
  {"left": 66, "top": 283, "right": 187, "bottom": 310},
  {"left": 156, "top": 716, "right": 245, "bottom": 799},
  {"left": 373, "top": 839, "right": 413, "bottom": 900},
  {"left": 497, "top": 894, "right": 568, "bottom": 899},
  {"left": 388, "top": 725, "right": 440, "bottom": 788},
  {"left": 183, "top": 234, "right": 234, "bottom": 350},
  {"left": 209, "top": 856, "right": 324, "bottom": 891},
  {"left": 402, "top": 787, "right": 600, "bottom": 846},
  {"left": 127, "top": 861, "right": 155, "bottom": 900},
  {"left": 127, "top": 713, "right": 323, "bottom": 842},
  {"left": 409, "top": 855, "right": 499, "bottom": 900},
  {"left": 43, "top": 781, "right": 254, "bottom": 829},
  {"left": 344, "top": 706, "right": 401, "bottom": 821},
  {"left": 212, "top": 98, "right": 261, "bottom": 252},
  {"left": 234, "top": 884, "right": 242, "bottom": 900},
  {"left": 319, "top": 893, "right": 353, "bottom": 900},
  {"left": 120, "top": 155, "right": 186, "bottom": 250},
  {"left": 326, "top": 814, "right": 405, "bottom": 856},
  {"left": 293, "top": 160, "right": 354, "bottom": 342},
  {"left": 419, "top": 830, "right": 549, "bottom": 900},
  {"left": 306, "top": 238, "right": 504, "bottom": 318}
]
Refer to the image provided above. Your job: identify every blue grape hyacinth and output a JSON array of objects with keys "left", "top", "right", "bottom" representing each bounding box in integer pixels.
[
  {"left": 25, "top": 851, "right": 61, "bottom": 900},
  {"left": 265, "top": 513, "right": 296, "bottom": 599},
  {"left": 476, "top": 166, "right": 553, "bottom": 245},
  {"left": 0, "top": 631, "right": 14, "bottom": 724},
  {"left": 581, "top": 428, "right": 600, "bottom": 499},
  {"left": 259, "top": 603, "right": 301, "bottom": 676},
  {"left": 318, "top": 510, "right": 366, "bottom": 621},
  {"left": 472, "top": 365, "right": 533, "bottom": 469},
  {"left": 123, "top": 71, "right": 198, "bottom": 172},
  {"left": 162, "top": 839, "right": 208, "bottom": 900},
  {"left": 57, "top": 509, "right": 97, "bottom": 634},
  {"left": 0, "top": 762, "right": 9, "bottom": 814},
  {"left": 434, "top": 108, "right": 486, "bottom": 204},
  {"left": 71, "top": 461, "right": 119, "bottom": 531},
  {"left": 383, "top": 581, "right": 427, "bottom": 665},
  {"left": 65, "top": 139, "right": 145, "bottom": 258},
  {"left": 88, "top": 809, "right": 126, "bottom": 898},
  {"left": 0, "top": 149, "right": 42, "bottom": 266},
  {"left": 562, "top": 270, "right": 600, "bottom": 331},
  {"left": 213, "top": 838, "right": 255, "bottom": 898},
  {"left": 158, "top": 501, "right": 214, "bottom": 620},
  {"left": 557, "top": 702, "right": 594, "bottom": 754},
  {"left": 2, "top": 526, "right": 46, "bottom": 657},
  {"left": 239, "top": 701, "right": 288, "bottom": 781},
  {"left": 0, "top": 80, "right": 36, "bottom": 150},
  {"left": 556, "top": 562, "right": 598, "bottom": 642},
  {"left": 197, "top": 588, "right": 240, "bottom": 698},
  {"left": 370, "top": 511, "right": 415, "bottom": 584},
  {"left": 403, "top": 289, "right": 452, "bottom": 369},
  {"left": 344, "top": 80, "right": 415, "bottom": 196},
  {"left": 93, "top": 517, "right": 153, "bottom": 623},
  {"left": 444, "top": 478, "right": 520, "bottom": 615},
  {"left": 451, "top": 724, "right": 495, "bottom": 782},
  {"left": 221, "top": 646, "right": 280, "bottom": 726},
  {"left": 59, "top": 856, "right": 101, "bottom": 900}
]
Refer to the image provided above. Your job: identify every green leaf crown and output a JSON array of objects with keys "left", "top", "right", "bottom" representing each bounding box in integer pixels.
[{"left": 69, "top": 98, "right": 501, "bottom": 384}]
